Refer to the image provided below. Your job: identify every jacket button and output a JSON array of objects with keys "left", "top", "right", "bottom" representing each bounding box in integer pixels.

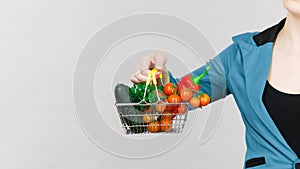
[{"left": 295, "top": 163, "right": 300, "bottom": 169}]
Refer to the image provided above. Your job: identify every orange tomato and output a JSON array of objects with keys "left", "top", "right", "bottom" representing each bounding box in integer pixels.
[
  {"left": 167, "top": 95, "right": 181, "bottom": 103},
  {"left": 160, "top": 118, "right": 172, "bottom": 132},
  {"left": 155, "top": 102, "right": 166, "bottom": 112},
  {"left": 199, "top": 93, "right": 210, "bottom": 106},
  {"left": 147, "top": 121, "right": 161, "bottom": 133},
  {"left": 180, "top": 88, "right": 193, "bottom": 102},
  {"left": 143, "top": 113, "right": 154, "bottom": 123},
  {"left": 189, "top": 97, "right": 200, "bottom": 108},
  {"left": 164, "top": 83, "right": 178, "bottom": 96}
]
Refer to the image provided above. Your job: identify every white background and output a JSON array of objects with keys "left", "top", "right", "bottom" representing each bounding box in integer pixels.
[{"left": 0, "top": 0, "right": 286, "bottom": 168}]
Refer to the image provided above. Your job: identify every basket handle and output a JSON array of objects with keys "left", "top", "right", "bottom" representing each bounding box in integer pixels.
[
  {"left": 146, "top": 70, "right": 152, "bottom": 86},
  {"left": 151, "top": 69, "right": 158, "bottom": 85},
  {"left": 139, "top": 69, "right": 161, "bottom": 103},
  {"left": 151, "top": 68, "right": 162, "bottom": 102},
  {"left": 140, "top": 69, "right": 155, "bottom": 103}
]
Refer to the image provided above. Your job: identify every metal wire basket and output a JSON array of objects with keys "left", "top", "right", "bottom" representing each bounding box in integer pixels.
[
  {"left": 115, "top": 68, "right": 189, "bottom": 134},
  {"left": 115, "top": 102, "right": 189, "bottom": 134}
]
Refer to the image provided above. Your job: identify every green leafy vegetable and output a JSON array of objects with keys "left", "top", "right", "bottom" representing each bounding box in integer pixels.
[
  {"left": 148, "top": 88, "right": 166, "bottom": 103},
  {"left": 129, "top": 83, "right": 153, "bottom": 103},
  {"left": 129, "top": 83, "right": 164, "bottom": 111}
]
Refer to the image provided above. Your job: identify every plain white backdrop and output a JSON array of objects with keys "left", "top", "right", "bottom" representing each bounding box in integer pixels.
[{"left": 0, "top": 0, "right": 286, "bottom": 169}]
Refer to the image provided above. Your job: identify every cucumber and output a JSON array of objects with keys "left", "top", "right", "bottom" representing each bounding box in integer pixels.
[
  {"left": 114, "top": 83, "right": 146, "bottom": 134},
  {"left": 115, "top": 83, "right": 131, "bottom": 103}
]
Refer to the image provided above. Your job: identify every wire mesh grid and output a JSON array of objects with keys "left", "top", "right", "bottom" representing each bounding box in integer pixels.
[{"left": 115, "top": 102, "right": 189, "bottom": 134}]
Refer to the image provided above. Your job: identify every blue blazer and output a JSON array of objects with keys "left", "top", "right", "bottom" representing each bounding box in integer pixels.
[{"left": 169, "top": 18, "right": 300, "bottom": 169}]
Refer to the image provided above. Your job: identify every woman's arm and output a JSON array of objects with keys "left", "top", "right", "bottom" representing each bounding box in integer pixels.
[
  {"left": 169, "top": 43, "right": 238, "bottom": 103},
  {"left": 131, "top": 43, "right": 238, "bottom": 103}
]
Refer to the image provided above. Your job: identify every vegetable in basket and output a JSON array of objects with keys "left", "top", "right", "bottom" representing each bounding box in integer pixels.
[
  {"left": 177, "top": 66, "right": 210, "bottom": 91},
  {"left": 115, "top": 67, "right": 211, "bottom": 134},
  {"left": 129, "top": 83, "right": 165, "bottom": 111},
  {"left": 114, "top": 83, "right": 147, "bottom": 133}
]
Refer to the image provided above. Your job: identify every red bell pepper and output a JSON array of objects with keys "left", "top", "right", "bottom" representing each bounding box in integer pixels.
[{"left": 177, "top": 66, "right": 210, "bottom": 91}]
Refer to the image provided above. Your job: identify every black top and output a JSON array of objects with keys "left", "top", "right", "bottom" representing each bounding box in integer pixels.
[
  {"left": 253, "top": 18, "right": 286, "bottom": 46},
  {"left": 262, "top": 80, "right": 300, "bottom": 157}
]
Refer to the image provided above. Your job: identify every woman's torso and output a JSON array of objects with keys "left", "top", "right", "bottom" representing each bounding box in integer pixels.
[{"left": 262, "top": 80, "right": 300, "bottom": 158}]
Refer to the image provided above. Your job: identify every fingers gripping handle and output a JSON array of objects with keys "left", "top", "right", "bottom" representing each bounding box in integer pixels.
[{"left": 140, "top": 69, "right": 161, "bottom": 103}]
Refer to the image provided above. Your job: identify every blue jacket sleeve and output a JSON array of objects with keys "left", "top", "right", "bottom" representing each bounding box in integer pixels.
[{"left": 168, "top": 43, "right": 238, "bottom": 103}]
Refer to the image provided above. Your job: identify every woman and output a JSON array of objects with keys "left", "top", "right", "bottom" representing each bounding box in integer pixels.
[{"left": 130, "top": 1, "right": 300, "bottom": 168}]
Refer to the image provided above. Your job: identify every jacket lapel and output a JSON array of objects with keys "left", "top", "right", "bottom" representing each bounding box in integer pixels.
[{"left": 242, "top": 42, "right": 297, "bottom": 159}]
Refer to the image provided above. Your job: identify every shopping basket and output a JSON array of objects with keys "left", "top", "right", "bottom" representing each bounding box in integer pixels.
[{"left": 115, "top": 69, "right": 189, "bottom": 134}]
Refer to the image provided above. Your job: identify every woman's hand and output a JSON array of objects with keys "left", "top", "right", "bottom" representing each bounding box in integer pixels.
[{"left": 130, "top": 53, "right": 168, "bottom": 84}]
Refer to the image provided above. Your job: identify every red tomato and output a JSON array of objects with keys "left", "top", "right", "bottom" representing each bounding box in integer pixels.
[
  {"left": 164, "top": 83, "right": 178, "bottom": 96},
  {"left": 165, "top": 104, "right": 175, "bottom": 112},
  {"left": 180, "top": 88, "right": 193, "bottom": 102},
  {"left": 166, "top": 95, "right": 181, "bottom": 112},
  {"left": 189, "top": 97, "right": 200, "bottom": 108},
  {"left": 160, "top": 118, "right": 172, "bottom": 132},
  {"left": 167, "top": 95, "right": 181, "bottom": 103},
  {"left": 175, "top": 104, "right": 188, "bottom": 114},
  {"left": 161, "top": 110, "right": 176, "bottom": 120},
  {"left": 199, "top": 93, "right": 210, "bottom": 106},
  {"left": 163, "top": 99, "right": 173, "bottom": 112}
]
